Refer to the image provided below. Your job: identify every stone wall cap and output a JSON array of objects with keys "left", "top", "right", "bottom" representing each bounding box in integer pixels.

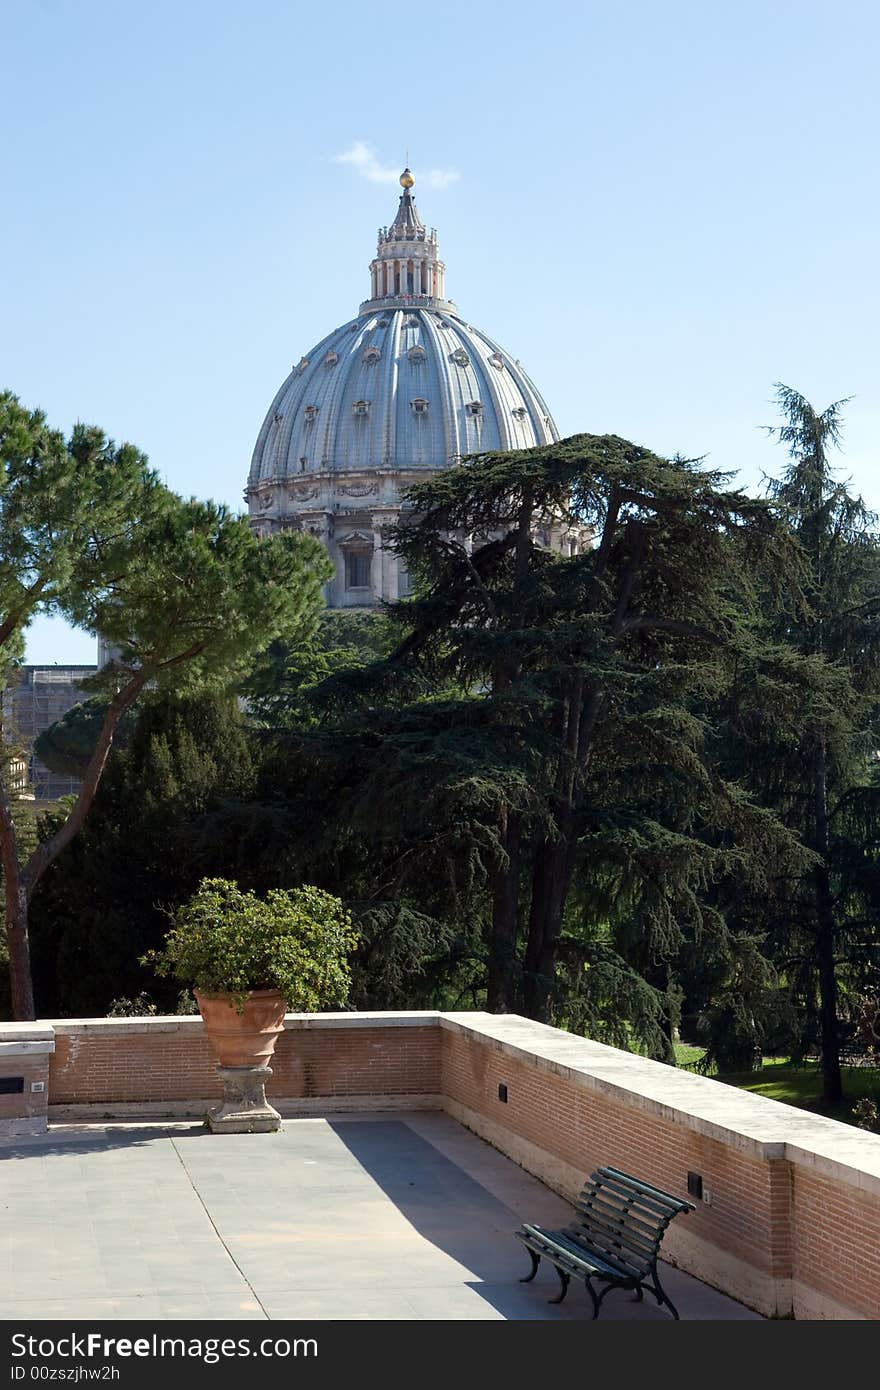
[
  {"left": 0, "top": 1023, "right": 56, "bottom": 1045},
  {"left": 438, "top": 1012, "right": 880, "bottom": 1178},
  {"left": 282, "top": 1011, "right": 441, "bottom": 1029},
  {"left": 0, "top": 1039, "right": 55, "bottom": 1056},
  {"left": 784, "top": 1133, "right": 880, "bottom": 1196},
  {"left": 43, "top": 1010, "right": 441, "bottom": 1037},
  {"left": 46, "top": 1016, "right": 206, "bottom": 1036}
]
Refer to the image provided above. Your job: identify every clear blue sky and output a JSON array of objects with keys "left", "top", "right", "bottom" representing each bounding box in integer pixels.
[{"left": 4, "top": 0, "right": 878, "bottom": 663}]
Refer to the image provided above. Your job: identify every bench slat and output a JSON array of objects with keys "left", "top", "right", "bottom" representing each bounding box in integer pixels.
[
  {"left": 583, "top": 1174, "right": 681, "bottom": 1221},
  {"left": 576, "top": 1192, "right": 667, "bottom": 1242},
  {"left": 597, "top": 1167, "right": 694, "bottom": 1214},
  {"left": 572, "top": 1216, "right": 657, "bottom": 1267},
  {"left": 567, "top": 1234, "right": 647, "bottom": 1278},
  {"left": 523, "top": 1222, "right": 643, "bottom": 1279},
  {"left": 577, "top": 1207, "right": 666, "bottom": 1251},
  {"left": 578, "top": 1185, "right": 672, "bottom": 1229},
  {"left": 518, "top": 1226, "right": 637, "bottom": 1282}
]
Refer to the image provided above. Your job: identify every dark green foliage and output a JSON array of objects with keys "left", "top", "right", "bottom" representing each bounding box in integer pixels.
[
  {"left": 34, "top": 699, "right": 135, "bottom": 780},
  {"left": 29, "top": 693, "right": 262, "bottom": 1015},
  {"left": 147, "top": 877, "right": 355, "bottom": 1012},
  {"left": 243, "top": 610, "right": 398, "bottom": 728},
  {"left": 359, "top": 435, "right": 806, "bottom": 1034},
  {"left": 705, "top": 386, "right": 880, "bottom": 1102}
]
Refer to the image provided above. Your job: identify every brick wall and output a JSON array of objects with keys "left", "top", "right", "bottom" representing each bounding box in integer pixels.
[
  {"left": 0, "top": 1025, "right": 53, "bottom": 1135},
  {"left": 46, "top": 1013, "right": 441, "bottom": 1112},
  {"left": 788, "top": 1163, "right": 880, "bottom": 1319}
]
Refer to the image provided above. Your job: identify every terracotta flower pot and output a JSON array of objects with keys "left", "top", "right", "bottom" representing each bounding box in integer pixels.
[{"left": 195, "top": 987, "right": 287, "bottom": 1068}]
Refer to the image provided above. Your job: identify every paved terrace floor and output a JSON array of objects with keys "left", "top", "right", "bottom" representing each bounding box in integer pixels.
[{"left": 0, "top": 1113, "right": 759, "bottom": 1321}]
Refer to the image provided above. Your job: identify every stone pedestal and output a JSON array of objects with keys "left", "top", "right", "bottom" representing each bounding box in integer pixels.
[{"left": 207, "top": 1065, "right": 281, "bottom": 1133}]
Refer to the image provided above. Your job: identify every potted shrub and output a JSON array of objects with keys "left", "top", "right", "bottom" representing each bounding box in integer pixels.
[{"left": 148, "top": 877, "right": 355, "bottom": 1131}]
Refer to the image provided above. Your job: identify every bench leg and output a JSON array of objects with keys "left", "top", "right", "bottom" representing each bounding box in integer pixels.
[
  {"left": 593, "top": 1282, "right": 619, "bottom": 1320},
  {"left": 584, "top": 1278, "right": 600, "bottom": 1319},
  {"left": 520, "top": 1249, "right": 540, "bottom": 1283},
  {"left": 649, "top": 1268, "right": 680, "bottom": 1321},
  {"left": 548, "top": 1267, "right": 570, "bottom": 1304}
]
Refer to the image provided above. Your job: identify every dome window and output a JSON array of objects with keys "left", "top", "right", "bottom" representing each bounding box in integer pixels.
[
  {"left": 407, "top": 345, "right": 426, "bottom": 363},
  {"left": 340, "top": 532, "right": 374, "bottom": 591},
  {"left": 512, "top": 406, "right": 528, "bottom": 420},
  {"left": 272, "top": 411, "right": 284, "bottom": 424},
  {"left": 404, "top": 315, "right": 419, "bottom": 327},
  {"left": 296, "top": 356, "right": 310, "bottom": 373},
  {"left": 303, "top": 405, "right": 319, "bottom": 424},
  {"left": 362, "top": 345, "right": 382, "bottom": 364},
  {"left": 451, "top": 348, "right": 470, "bottom": 367},
  {"left": 466, "top": 401, "right": 483, "bottom": 418},
  {"left": 299, "top": 457, "right": 308, "bottom": 472},
  {"left": 410, "top": 398, "right": 429, "bottom": 415},
  {"left": 324, "top": 350, "right": 339, "bottom": 367},
  {"left": 377, "top": 318, "right": 390, "bottom": 327},
  {"left": 353, "top": 400, "right": 371, "bottom": 417},
  {"left": 488, "top": 352, "right": 505, "bottom": 370},
  {"left": 345, "top": 551, "right": 372, "bottom": 590}
]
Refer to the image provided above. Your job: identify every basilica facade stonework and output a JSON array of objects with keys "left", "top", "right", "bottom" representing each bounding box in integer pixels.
[{"left": 246, "top": 170, "right": 561, "bottom": 606}]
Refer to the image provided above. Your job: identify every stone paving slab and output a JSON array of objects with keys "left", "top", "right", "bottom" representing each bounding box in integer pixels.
[{"left": 0, "top": 1114, "right": 760, "bottom": 1321}]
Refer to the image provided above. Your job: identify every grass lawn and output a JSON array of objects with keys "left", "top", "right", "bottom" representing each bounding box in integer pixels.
[{"left": 672, "top": 1044, "right": 880, "bottom": 1128}]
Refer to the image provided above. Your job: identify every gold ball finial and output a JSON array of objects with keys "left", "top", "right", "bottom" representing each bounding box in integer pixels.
[{"left": 400, "top": 167, "right": 415, "bottom": 189}]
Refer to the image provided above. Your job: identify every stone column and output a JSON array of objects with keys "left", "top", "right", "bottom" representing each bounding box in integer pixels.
[{"left": 370, "top": 510, "right": 399, "bottom": 602}]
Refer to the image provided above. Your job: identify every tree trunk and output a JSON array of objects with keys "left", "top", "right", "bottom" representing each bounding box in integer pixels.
[
  {"left": 813, "top": 741, "right": 842, "bottom": 1107},
  {"left": 487, "top": 809, "right": 520, "bottom": 1012},
  {"left": 522, "top": 808, "right": 576, "bottom": 1021},
  {"left": 0, "top": 787, "right": 35, "bottom": 1020},
  {"left": 5, "top": 878, "right": 34, "bottom": 1021}
]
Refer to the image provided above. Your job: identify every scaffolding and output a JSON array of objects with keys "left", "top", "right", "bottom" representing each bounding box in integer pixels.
[{"left": 1, "top": 666, "right": 98, "bottom": 801}]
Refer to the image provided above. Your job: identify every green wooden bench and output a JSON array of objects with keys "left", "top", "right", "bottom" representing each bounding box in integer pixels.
[{"left": 515, "top": 1166, "right": 695, "bottom": 1319}]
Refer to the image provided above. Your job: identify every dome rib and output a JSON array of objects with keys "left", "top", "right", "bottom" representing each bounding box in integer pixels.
[{"left": 249, "top": 306, "right": 556, "bottom": 489}]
